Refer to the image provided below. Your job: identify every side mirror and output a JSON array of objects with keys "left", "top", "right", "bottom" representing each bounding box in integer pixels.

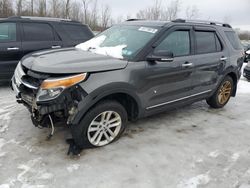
[{"left": 147, "top": 51, "right": 174, "bottom": 62}]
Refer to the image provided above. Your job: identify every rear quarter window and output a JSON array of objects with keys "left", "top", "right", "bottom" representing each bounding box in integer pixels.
[
  {"left": 225, "top": 31, "right": 242, "bottom": 50},
  {"left": 62, "top": 24, "right": 93, "bottom": 41}
]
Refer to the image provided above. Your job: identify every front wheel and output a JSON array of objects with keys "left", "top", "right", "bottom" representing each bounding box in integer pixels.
[
  {"left": 206, "top": 76, "right": 234, "bottom": 108},
  {"left": 71, "top": 100, "right": 128, "bottom": 148}
]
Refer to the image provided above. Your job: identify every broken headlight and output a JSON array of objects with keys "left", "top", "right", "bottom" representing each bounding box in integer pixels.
[{"left": 36, "top": 73, "right": 87, "bottom": 102}]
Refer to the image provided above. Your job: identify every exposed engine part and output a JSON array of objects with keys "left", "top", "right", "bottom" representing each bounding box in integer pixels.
[
  {"left": 67, "top": 103, "right": 79, "bottom": 125},
  {"left": 47, "top": 114, "right": 55, "bottom": 140}
]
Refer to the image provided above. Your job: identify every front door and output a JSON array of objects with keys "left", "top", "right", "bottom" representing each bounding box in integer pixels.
[{"left": 143, "top": 27, "right": 196, "bottom": 111}]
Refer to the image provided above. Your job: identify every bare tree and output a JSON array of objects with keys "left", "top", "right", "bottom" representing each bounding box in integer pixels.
[
  {"left": 49, "top": 0, "right": 61, "bottom": 17},
  {"left": 136, "top": 0, "right": 181, "bottom": 21},
  {"left": 70, "top": 1, "right": 81, "bottom": 21},
  {"left": 100, "top": 4, "right": 111, "bottom": 30},
  {"left": 89, "top": 0, "right": 98, "bottom": 30},
  {"left": 185, "top": 5, "right": 199, "bottom": 19},
  {"left": 65, "top": 0, "right": 70, "bottom": 18},
  {"left": 151, "top": 0, "right": 162, "bottom": 20},
  {"left": 30, "top": 0, "right": 34, "bottom": 15},
  {"left": 136, "top": 0, "right": 162, "bottom": 20},
  {"left": 82, "top": 0, "right": 91, "bottom": 23},
  {"left": 163, "top": 0, "right": 181, "bottom": 20},
  {"left": 16, "top": 0, "right": 23, "bottom": 16},
  {"left": 37, "top": 0, "right": 47, "bottom": 16},
  {"left": 0, "top": 0, "right": 14, "bottom": 17}
]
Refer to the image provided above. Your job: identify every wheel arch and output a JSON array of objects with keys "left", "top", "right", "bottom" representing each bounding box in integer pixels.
[
  {"left": 226, "top": 72, "right": 238, "bottom": 96},
  {"left": 72, "top": 83, "right": 143, "bottom": 125}
]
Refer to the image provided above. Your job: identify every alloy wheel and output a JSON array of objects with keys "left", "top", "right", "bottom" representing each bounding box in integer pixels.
[
  {"left": 218, "top": 81, "right": 232, "bottom": 105},
  {"left": 87, "top": 111, "right": 122, "bottom": 146}
]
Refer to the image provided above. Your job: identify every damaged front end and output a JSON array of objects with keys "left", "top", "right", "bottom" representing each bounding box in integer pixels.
[{"left": 12, "top": 62, "right": 87, "bottom": 132}]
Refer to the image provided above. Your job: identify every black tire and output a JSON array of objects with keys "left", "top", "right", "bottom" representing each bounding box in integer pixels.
[
  {"left": 71, "top": 100, "right": 128, "bottom": 149},
  {"left": 206, "top": 76, "right": 234, "bottom": 109}
]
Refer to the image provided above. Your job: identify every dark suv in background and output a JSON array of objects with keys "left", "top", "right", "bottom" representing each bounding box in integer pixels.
[
  {"left": 12, "top": 19, "right": 244, "bottom": 150},
  {"left": 0, "top": 16, "right": 94, "bottom": 82}
]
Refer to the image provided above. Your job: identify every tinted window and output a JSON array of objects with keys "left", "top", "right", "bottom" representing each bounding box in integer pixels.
[
  {"left": 225, "top": 31, "right": 242, "bottom": 50},
  {"left": 155, "top": 31, "right": 190, "bottom": 57},
  {"left": 62, "top": 24, "right": 92, "bottom": 40},
  {"left": 195, "top": 31, "right": 221, "bottom": 54},
  {"left": 0, "top": 22, "right": 16, "bottom": 42},
  {"left": 23, "top": 23, "right": 54, "bottom": 41}
]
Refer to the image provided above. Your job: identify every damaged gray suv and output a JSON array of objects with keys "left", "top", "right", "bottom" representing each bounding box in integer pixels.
[{"left": 12, "top": 19, "right": 244, "bottom": 149}]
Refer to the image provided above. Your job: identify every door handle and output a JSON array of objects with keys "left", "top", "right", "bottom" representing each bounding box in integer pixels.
[
  {"left": 220, "top": 57, "right": 228, "bottom": 61},
  {"left": 7, "top": 47, "right": 19, "bottom": 51},
  {"left": 51, "top": 45, "right": 61, "bottom": 49},
  {"left": 182, "top": 62, "right": 193, "bottom": 68}
]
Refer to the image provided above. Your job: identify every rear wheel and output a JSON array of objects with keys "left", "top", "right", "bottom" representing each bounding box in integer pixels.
[
  {"left": 206, "top": 76, "right": 234, "bottom": 108},
  {"left": 71, "top": 100, "right": 127, "bottom": 148}
]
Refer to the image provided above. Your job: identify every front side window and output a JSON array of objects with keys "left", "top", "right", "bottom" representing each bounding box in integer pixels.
[
  {"left": 0, "top": 22, "right": 16, "bottom": 42},
  {"left": 195, "top": 31, "right": 222, "bottom": 54},
  {"left": 76, "top": 25, "right": 159, "bottom": 60},
  {"left": 23, "top": 23, "right": 54, "bottom": 41},
  {"left": 155, "top": 31, "right": 190, "bottom": 57}
]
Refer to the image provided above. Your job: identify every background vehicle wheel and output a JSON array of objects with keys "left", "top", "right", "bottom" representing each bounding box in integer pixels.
[
  {"left": 206, "top": 76, "right": 234, "bottom": 108},
  {"left": 71, "top": 100, "right": 127, "bottom": 148}
]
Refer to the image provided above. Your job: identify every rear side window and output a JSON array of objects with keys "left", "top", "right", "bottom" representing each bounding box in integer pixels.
[
  {"left": 195, "top": 31, "right": 222, "bottom": 54},
  {"left": 155, "top": 30, "right": 190, "bottom": 57},
  {"left": 225, "top": 31, "right": 242, "bottom": 50},
  {"left": 62, "top": 24, "right": 93, "bottom": 40},
  {"left": 22, "top": 23, "right": 54, "bottom": 41},
  {"left": 0, "top": 22, "right": 16, "bottom": 42}
]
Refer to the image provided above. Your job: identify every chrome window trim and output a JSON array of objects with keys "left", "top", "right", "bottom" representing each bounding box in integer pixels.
[{"left": 146, "top": 90, "right": 212, "bottom": 110}]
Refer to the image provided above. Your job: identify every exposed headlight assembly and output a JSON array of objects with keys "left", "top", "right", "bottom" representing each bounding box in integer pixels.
[{"left": 36, "top": 73, "right": 87, "bottom": 102}]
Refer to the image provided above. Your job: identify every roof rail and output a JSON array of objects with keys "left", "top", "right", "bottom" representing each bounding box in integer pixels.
[
  {"left": 172, "top": 18, "right": 232, "bottom": 28},
  {"left": 126, "top": 19, "right": 144, "bottom": 22},
  {"left": 7, "top": 16, "right": 75, "bottom": 22}
]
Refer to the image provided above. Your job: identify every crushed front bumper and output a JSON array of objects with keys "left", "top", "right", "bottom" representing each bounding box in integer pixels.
[{"left": 11, "top": 65, "right": 86, "bottom": 128}]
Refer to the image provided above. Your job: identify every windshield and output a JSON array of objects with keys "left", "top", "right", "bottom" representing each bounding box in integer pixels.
[{"left": 76, "top": 25, "right": 159, "bottom": 60}]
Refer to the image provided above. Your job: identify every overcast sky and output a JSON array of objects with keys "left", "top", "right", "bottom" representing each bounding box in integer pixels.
[{"left": 100, "top": 0, "right": 250, "bottom": 30}]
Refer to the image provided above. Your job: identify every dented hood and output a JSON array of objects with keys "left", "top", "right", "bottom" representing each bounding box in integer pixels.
[{"left": 21, "top": 48, "right": 128, "bottom": 74}]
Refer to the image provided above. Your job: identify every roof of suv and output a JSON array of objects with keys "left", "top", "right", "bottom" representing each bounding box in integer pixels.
[
  {"left": 122, "top": 18, "right": 232, "bottom": 29},
  {"left": 4, "top": 16, "right": 85, "bottom": 25}
]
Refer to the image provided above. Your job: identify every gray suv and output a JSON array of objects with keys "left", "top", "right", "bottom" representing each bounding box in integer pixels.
[{"left": 12, "top": 19, "right": 244, "bottom": 149}]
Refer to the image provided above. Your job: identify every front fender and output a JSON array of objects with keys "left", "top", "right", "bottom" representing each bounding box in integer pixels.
[{"left": 71, "top": 82, "right": 142, "bottom": 125}]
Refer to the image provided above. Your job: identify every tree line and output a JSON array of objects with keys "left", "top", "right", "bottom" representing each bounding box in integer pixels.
[
  {"left": 0, "top": 0, "right": 213, "bottom": 32},
  {"left": 239, "top": 31, "right": 250, "bottom": 41},
  {"left": 0, "top": 0, "right": 112, "bottom": 30}
]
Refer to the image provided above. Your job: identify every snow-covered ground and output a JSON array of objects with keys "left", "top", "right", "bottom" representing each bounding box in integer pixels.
[{"left": 0, "top": 75, "right": 250, "bottom": 188}]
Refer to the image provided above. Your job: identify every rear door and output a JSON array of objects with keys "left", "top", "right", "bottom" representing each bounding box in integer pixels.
[
  {"left": 0, "top": 22, "right": 22, "bottom": 80},
  {"left": 191, "top": 27, "right": 227, "bottom": 93},
  {"left": 21, "top": 22, "right": 61, "bottom": 56}
]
